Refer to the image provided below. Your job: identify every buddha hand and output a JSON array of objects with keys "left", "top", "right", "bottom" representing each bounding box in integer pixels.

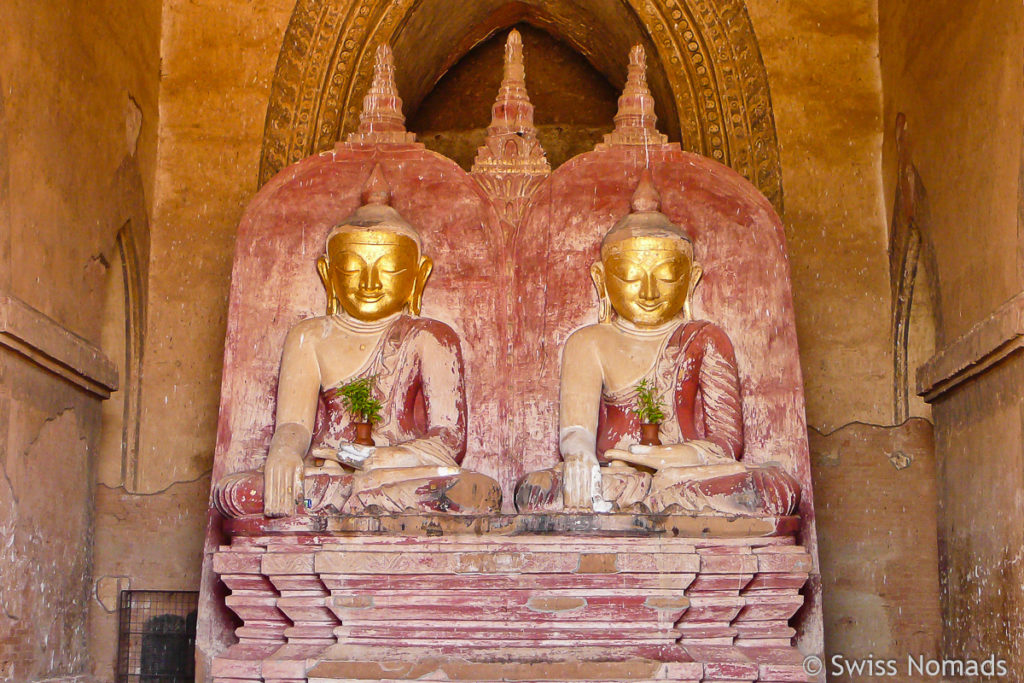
[
  {"left": 563, "top": 452, "right": 596, "bottom": 510},
  {"left": 605, "top": 442, "right": 730, "bottom": 471},
  {"left": 263, "top": 422, "right": 311, "bottom": 517},
  {"left": 264, "top": 449, "right": 305, "bottom": 517},
  {"left": 562, "top": 452, "right": 613, "bottom": 512},
  {"left": 335, "top": 442, "right": 375, "bottom": 469}
]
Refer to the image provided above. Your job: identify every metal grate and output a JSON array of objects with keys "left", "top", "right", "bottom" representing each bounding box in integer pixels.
[{"left": 116, "top": 590, "right": 198, "bottom": 682}]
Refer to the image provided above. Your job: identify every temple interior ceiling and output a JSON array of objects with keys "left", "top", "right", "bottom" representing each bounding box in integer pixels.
[
  {"left": 388, "top": 0, "right": 673, "bottom": 128},
  {"left": 259, "top": 0, "right": 784, "bottom": 210}
]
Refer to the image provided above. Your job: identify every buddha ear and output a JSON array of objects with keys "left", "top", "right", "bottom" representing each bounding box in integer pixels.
[
  {"left": 409, "top": 255, "right": 433, "bottom": 316},
  {"left": 684, "top": 263, "right": 703, "bottom": 321},
  {"left": 317, "top": 254, "right": 339, "bottom": 316},
  {"left": 590, "top": 262, "right": 612, "bottom": 324}
]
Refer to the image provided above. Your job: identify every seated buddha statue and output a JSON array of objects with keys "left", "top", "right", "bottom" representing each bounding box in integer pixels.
[
  {"left": 515, "top": 171, "right": 800, "bottom": 516},
  {"left": 216, "top": 166, "right": 501, "bottom": 518}
]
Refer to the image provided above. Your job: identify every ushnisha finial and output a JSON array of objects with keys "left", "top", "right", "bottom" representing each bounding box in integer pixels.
[
  {"left": 602, "top": 171, "right": 691, "bottom": 250},
  {"left": 347, "top": 43, "right": 416, "bottom": 144},
  {"left": 630, "top": 168, "right": 662, "bottom": 213},
  {"left": 327, "top": 164, "right": 421, "bottom": 249},
  {"left": 599, "top": 44, "right": 668, "bottom": 148}
]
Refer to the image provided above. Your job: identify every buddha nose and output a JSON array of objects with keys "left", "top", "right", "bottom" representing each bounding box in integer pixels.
[
  {"left": 640, "top": 273, "right": 659, "bottom": 301},
  {"left": 360, "top": 266, "right": 383, "bottom": 291}
]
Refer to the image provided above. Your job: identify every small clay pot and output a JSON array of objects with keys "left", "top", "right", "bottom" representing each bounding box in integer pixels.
[
  {"left": 354, "top": 422, "right": 374, "bottom": 447},
  {"left": 640, "top": 423, "right": 661, "bottom": 446}
]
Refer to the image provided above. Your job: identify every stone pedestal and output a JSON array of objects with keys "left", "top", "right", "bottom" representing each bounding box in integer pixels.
[{"left": 210, "top": 514, "right": 813, "bottom": 682}]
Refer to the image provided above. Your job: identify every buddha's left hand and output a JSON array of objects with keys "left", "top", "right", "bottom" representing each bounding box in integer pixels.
[
  {"left": 329, "top": 443, "right": 422, "bottom": 470},
  {"left": 359, "top": 444, "right": 433, "bottom": 470},
  {"left": 335, "top": 442, "right": 374, "bottom": 469},
  {"left": 606, "top": 442, "right": 731, "bottom": 470}
]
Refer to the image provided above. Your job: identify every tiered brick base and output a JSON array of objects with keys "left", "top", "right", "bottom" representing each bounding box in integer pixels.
[{"left": 211, "top": 514, "right": 814, "bottom": 682}]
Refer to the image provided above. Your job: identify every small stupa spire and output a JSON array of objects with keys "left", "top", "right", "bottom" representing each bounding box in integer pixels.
[
  {"left": 347, "top": 43, "right": 416, "bottom": 144},
  {"left": 472, "top": 29, "right": 549, "bottom": 172},
  {"left": 471, "top": 29, "right": 550, "bottom": 237},
  {"left": 488, "top": 28, "right": 534, "bottom": 135},
  {"left": 600, "top": 45, "right": 668, "bottom": 148}
]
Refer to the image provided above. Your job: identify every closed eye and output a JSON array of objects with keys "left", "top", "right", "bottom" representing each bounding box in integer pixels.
[
  {"left": 610, "top": 266, "right": 643, "bottom": 283},
  {"left": 652, "top": 262, "right": 686, "bottom": 283},
  {"left": 339, "top": 254, "right": 365, "bottom": 274}
]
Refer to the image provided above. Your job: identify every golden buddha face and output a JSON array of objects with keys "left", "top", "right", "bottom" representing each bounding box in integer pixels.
[
  {"left": 317, "top": 229, "right": 432, "bottom": 320},
  {"left": 593, "top": 235, "right": 700, "bottom": 328}
]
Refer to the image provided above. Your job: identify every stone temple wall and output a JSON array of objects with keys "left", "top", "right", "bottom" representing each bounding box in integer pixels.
[
  {"left": 880, "top": 0, "right": 1024, "bottom": 672},
  {"left": 0, "top": 0, "right": 161, "bottom": 680}
]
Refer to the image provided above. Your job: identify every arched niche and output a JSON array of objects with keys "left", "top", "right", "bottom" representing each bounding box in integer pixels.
[
  {"left": 96, "top": 221, "right": 146, "bottom": 489},
  {"left": 95, "top": 155, "right": 151, "bottom": 491},
  {"left": 889, "top": 114, "right": 939, "bottom": 424},
  {"left": 259, "top": 0, "right": 784, "bottom": 211}
]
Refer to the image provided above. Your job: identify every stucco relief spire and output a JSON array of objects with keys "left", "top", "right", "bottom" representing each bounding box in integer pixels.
[
  {"left": 347, "top": 43, "right": 416, "bottom": 144},
  {"left": 599, "top": 45, "right": 668, "bottom": 148},
  {"left": 361, "top": 163, "right": 392, "bottom": 206},
  {"left": 471, "top": 29, "right": 550, "bottom": 237}
]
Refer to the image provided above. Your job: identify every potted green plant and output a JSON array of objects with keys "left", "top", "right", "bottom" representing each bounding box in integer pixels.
[
  {"left": 633, "top": 378, "right": 665, "bottom": 446},
  {"left": 335, "top": 376, "right": 383, "bottom": 447}
]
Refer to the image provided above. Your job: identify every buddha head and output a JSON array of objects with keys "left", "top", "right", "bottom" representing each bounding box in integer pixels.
[
  {"left": 317, "top": 165, "right": 433, "bottom": 321},
  {"left": 591, "top": 170, "right": 702, "bottom": 328}
]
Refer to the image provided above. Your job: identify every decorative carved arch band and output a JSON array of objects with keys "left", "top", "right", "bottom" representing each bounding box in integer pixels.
[{"left": 259, "top": 0, "right": 783, "bottom": 211}]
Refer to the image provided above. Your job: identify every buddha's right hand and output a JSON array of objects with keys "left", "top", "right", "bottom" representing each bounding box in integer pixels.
[
  {"left": 563, "top": 452, "right": 605, "bottom": 511},
  {"left": 264, "top": 450, "right": 305, "bottom": 517}
]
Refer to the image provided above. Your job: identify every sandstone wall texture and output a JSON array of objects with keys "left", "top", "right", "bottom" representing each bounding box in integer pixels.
[
  {"left": 746, "top": 0, "right": 893, "bottom": 433},
  {"left": 0, "top": 356, "right": 101, "bottom": 682},
  {"left": 87, "top": 474, "right": 210, "bottom": 678},
  {"left": 810, "top": 419, "right": 942, "bottom": 679},
  {"left": 880, "top": 0, "right": 1024, "bottom": 670},
  {"left": 84, "top": 0, "right": 297, "bottom": 677},
  {"left": 0, "top": 0, "right": 160, "bottom": 680}
]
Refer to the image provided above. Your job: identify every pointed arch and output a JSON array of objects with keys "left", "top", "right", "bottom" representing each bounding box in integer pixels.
[
  {"left": 889, "top": 114, "right": 939, "bottom": 423},
  {"left": 258, "top": 0, "right": 783, "bottom": 211},
  {"left": 96, "top": 155, "right": 151, "bottom": 490}
]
